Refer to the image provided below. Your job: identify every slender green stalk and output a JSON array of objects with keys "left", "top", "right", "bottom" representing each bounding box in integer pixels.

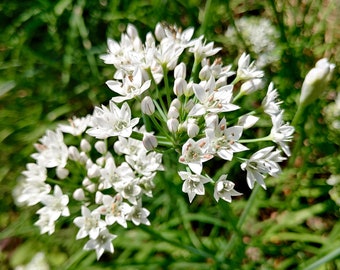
[
  {"left": 236, "top": 184, "right": 261, "bottom": 230},
  {"left": 239, "top": 135, "right": 271, "bottom": 144},
  {"left": 303, "top": 246, "right": 340, "bottom": 270},
  {"left": 162, "top": 64, "right": 172, "bottom": 106},
  {"left": 217, "top": 184, "right": 261, "bottom": 260},
  {"left": 268, "top": 0, "right": 288, "bottom": 44},
  {"left": 199, "top": 0, "right": 212, "bottom": 37},
  {"left": 291, "top": 105, "right": 305, "bottom": 127},
  {"left": 190, "top": 57, "right": 201, "bottom": 83}
]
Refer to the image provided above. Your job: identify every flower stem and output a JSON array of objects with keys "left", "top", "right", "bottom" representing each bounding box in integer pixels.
[
  {"left": 239, "top": 135, "right": 271, "bottom": 144},
  {"left": 219, "top": 184, "right": 261, "bottom": 258}
]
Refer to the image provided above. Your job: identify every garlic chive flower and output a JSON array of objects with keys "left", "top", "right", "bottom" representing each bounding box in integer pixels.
[
  {"left": 214, "top": 175, "right": 242, "bottom": 203},
  {"left": 87, "top": 101, "right": 139, "bottom": 139},
  {"left": 15, "top": 22, "right": 294, "bottom": 260},
  {"left": 178, "top": 171, "right": 211, "bottom": 203}
]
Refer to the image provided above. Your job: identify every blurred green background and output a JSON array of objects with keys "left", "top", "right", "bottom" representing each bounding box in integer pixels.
[{"left": 1, "top": 0, "right": 340, "bottom": 269}]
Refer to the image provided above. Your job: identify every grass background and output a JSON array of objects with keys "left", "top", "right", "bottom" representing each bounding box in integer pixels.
[{"left": 0, "top": 0, "right": 340, "bottom": 269}]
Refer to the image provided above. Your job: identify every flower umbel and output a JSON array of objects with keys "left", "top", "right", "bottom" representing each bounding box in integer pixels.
[{"left": 14, "top": 22, "right": 294, "bottom": 260}]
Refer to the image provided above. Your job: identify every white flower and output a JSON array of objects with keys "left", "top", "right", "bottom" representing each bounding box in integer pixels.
[
  {"left": 22, "top": 163, "right": 47, "bottom": 182},
  {"left": 213, "top": 175, "right": 242, "bottom": 202},
  {"left": 126, "top": 200, "right": 151, "bottom": 225},
  {"left": 237, "top": 53, "right": 264, "bottom": 81},
  {"left": 15, "top": 252, "right": 50, "bottom": 270},
  {"left": 87, "top": 101, "right": 139, "bottom": 139},
  {"left": 114, "top": 179, "right": 142, "bottom": 205},
  {"left": 270, "top": 111, "right": 295, "bottom": 156},
  {"left": 189, "top": 37, "right": 221, "bottom": 61},
  {"left": 34, "top": 213, "right": 56, "bottom": 235},
  {"left": 74, "top": 206, "right": 106, "bottom": 240},
  {"left": 99, "top": 159, "right": 134, "bottom": 190},
  {"left": 241, "top": 146, "right": 285, "bottom": 189},
  {"left": 106, "top": 68, "right": 151, "bottom": 103},
  {"left": 155, "top": 39, "right": 182, "bottom": 70},
  {"left": 31, "top": 129, "right": 68, "bottom": 169},
  {"left": 179, "top": 138, "right": 213, "bottom": 175},
  {"left": 262, "top": 82, "right": 282, "bottom": 116},
  {"left": 178, "top": 171, "right": 211, "bottom": 203},
  {"left": 125, "top": 150, "right": 163, "bottom": 176},
  {"left": 96, "top": 194, "right": 131, "bottom": 228},
  {"left": 84, "top": 228, "right": 117, "bottom": 260},
  {"left": 58, "top": 115, "right": 91, "bottom": 136},
  {"left": 13, "top": 174, "right": 51, "bottom": 206},
  {"left": 205, "top": 117, "right": 248, "bottom": 160},
  {"left": 155, "top": 23, "right": 196, "bottom": 49},
  {"left": 37, "top": 185, "right": 70, "bottom": 221},
  {"left": 189, "top": 76, "right": 239, "bottom": 117},
  {"left": 225, "top": 17, "right": 280, "bottom": 68},
  {"left": 114, "top": 134, "right": 145, "bottom": 156}
]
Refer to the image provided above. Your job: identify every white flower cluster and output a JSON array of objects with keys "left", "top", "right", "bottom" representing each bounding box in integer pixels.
[
  {"left": 14, "top": 23, "right": 294, "bottom": 259},
  {"left": 225, "top": 17, "right": 281, "bottom": 68},
  {"left": 14, "top": 119, "right": 162, "bottom": 259},
  {"left": 15, "top": 252, "right": 50, "bottom": 270}
]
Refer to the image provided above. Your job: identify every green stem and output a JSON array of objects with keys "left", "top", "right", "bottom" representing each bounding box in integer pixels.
[
  {"left": 153, "top": 99, "right": 168, "bottom": 122},
  {"left": 268, "top": 0, "right": 288, "bottom": 44},
  {"left": 232, "top": 90, "right": 244, "bottom": 103},
  {"left": 190, "top": 57, "right": 201, "bottom": 83},
  {"left": 291, "top": 104, "right": 305, "bottom": 127},
  {"left": 162, "top": 65, "right": 171, "bottom": 107},
  {"left": 199, "top": 0, "right": 212, "bottom": 37},
  {"left": 239, "top": 135, "right": 271, "bottom": 144},
  {"left": 220, "top": 184, "right": 261, "bottom": 257},
  {"left": 237, "top": 184, "right": 261, "bottom": 230}
]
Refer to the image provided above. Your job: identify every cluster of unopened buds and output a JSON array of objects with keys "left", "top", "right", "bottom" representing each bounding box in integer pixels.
[{"left": 14, "top": 23, "right": 294, "bottom": 259}]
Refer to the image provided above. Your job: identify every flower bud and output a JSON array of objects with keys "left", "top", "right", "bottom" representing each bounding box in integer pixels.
[
  {"left": 56, "top": 167, "right": 69, "bottom": 179},
  {"left": 167, "top": 106, "right": 179, "bottom": 119},
  {"left": 127, "top": 24, "right": 138, "bottom": 39},
  {"left": 187, "top": 119, "right": 199, "bottom": 138},
  {"left": 238, "top": 115, "right": 259, "bottom": 129},
  {"left": 141, "top": 96, "right": 155, "bottom": 115},
  {"left": 87, "top": 164, "right": 101, "bottom": 178},
  {"left": 174, "top": 62, "right": 186, "bottom": 79},
  {"left": 68, "top": 146, "right": 80, "bottom": 161},
  {"left": 143, "top": 133, "right": 158, "bottom": 151},
  {"left": 184, "top": 98, "right": 195, "bottom": 112},
  {"left": 199, "top": 65, "right": 211, "bottom": 81},
  {"left": 173, "top": 78, "right": 187, "bottom": 97},
  {"left": 94, "top": 141, "right": 107, "bottom": 154},
  {"left": 80, "top": 138, "right": 91, "bottom": 152},
  {"left": 240, "top": 78, "right": 263, "bottom": 95},
  {"left": 155, "top": 23, "right": 166, "bottom": 41},
  {"left": 167, "top": 118, "right": 179, "bottom": 133},
  {"left": 184, "top": 81, "right": 194, "bottom": 97},
  {"left": 170, "top": 98, "right": 181, "bottom": 110},
  {"left": 95, "top": 191, "right": 104, "bottom": 204},
  {"left": 299, "top": 58, "right": 335, "bottom": 107},
  {"left": 79, "top": 152, "right": 88, "bottom": 164},
  {"left": 73, "top": 188, "right": 85, "bottom": 201},
  {"left": 82, "top": 177, "right": 92, "bottom": 187}
]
